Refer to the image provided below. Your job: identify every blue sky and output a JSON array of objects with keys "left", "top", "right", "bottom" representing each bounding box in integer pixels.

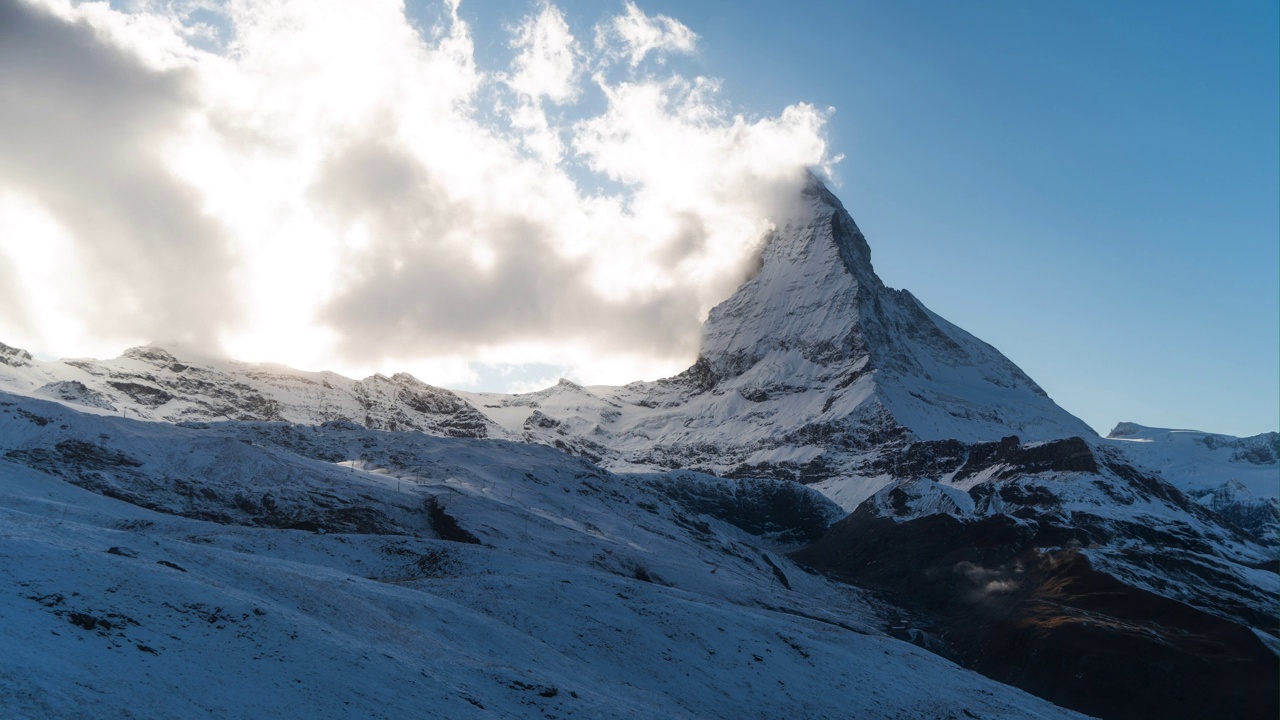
[{"left": 448, "top": 0, "right": 1279, "bottom": 436}]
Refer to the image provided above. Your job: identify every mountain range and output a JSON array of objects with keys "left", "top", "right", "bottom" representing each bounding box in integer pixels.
[{"left": 0, "top": 176, "right": 1274, "bottom": 719}]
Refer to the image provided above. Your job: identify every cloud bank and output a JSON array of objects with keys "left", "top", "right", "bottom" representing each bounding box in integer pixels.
[{"left": 0, "top": 0, "right": 834, "bottom": 388}]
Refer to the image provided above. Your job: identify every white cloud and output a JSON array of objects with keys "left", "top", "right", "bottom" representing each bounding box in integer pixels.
[
  {"left": 0, "top": 0, "right": 235, "bottom": 352},
  {"left": 0, "top": 0, "right": 834, "bottom": 389},
  {"left": 508, "top": 2, "right": 579, "bottom": 104},
  {"left": 503, "top": 3, "right": 580, "bottom": 163},
  {"left": 595, "top": 1, "right": 697, "bottom": 68}
]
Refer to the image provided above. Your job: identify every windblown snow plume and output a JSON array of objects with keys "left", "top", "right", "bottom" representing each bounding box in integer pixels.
[{"left": 0, "top": 0, "right": 834, "bottom": 387}]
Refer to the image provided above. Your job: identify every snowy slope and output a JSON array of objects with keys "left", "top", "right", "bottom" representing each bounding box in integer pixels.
[
  {"left": 0, "top": 392, "right": 1088, "bottom": 720},
  {"left": 691, "top": 179, "right": 1092, "bottom": 445},
  {"left": 1105, "top": 422, "right": 1277, "bottom": 498}
]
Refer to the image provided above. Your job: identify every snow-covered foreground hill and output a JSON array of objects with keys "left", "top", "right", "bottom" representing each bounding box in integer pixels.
[{"left": 0, "top": 393, "right": 1086, "bottom": 720}]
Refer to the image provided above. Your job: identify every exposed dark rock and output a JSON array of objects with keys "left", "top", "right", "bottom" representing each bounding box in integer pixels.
[
  {"left": 953, "top": 436, "right": 1098, "bottom": 482},
  {"left": 890, "top": 438, "right": 968, "bottom": 478},
  {"left": 16, "top": 408, "right": 52, "bottom": 426},
  {"left": 67, "top": 612, "right": 104, "bottom": 631},
  {"left": 1188, "top": 482, "right": 1279, "bottom": 545},
  {"left": 392, "top": 377, "right": 492, "bottom": 438},
  {"left": 645, "top": 473, "right": 843, "bottom": 545},
  {"left": 107, "top": 381, "right": 174, "bottom": 408},
  {"left": 6, "top": 439, "right": 144, "bottom": 474},
  {"left": 426, "top": 496, "right": 480, "bottom": 545},
  {"left": 794, "top": 501, "right": 1278, "bottom": 720},
  {"left": 1197, "top": 431, "right": 1280, "bottom": 465},
  {"left": 36, "top": 380, "right": 116, "bottom": 411},
  {"left": 760, "top": 553, "right": 792, "bottom": 590},
  {"left": 524, "top": 411, "right": 560, "bottom": 431},
  {"left": 123, "top": 346, "right": 178, "bottom": 364}
]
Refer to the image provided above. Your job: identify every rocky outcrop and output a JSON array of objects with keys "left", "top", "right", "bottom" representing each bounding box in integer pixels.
[
  {"left": 795, "top": 514, "right": 1277, "bottom": 720},
  {"left": 1188, "top": 481, "right": 1280, "bottom": 546},
  {"left": 0, "top": 341, "right": 33, "bottom": 367}
]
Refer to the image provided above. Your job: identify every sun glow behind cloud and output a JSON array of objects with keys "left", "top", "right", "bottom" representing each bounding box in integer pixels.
[{"left": 0, "top": 0, "right": 835, "bottom": 389}]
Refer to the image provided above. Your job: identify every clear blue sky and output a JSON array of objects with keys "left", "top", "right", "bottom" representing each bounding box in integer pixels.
[{"left": 443, "top": 0, "right": 1279, "bottom": 437}]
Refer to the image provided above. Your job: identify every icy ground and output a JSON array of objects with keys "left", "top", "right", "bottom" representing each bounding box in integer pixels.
[{"left": 0, "top": 394, "right": 1086, "bottom": 719}]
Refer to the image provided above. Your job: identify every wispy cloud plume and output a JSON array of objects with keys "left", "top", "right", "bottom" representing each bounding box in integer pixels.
[
  {"left": 0, "top": 0, "right": 833, "bottom": 387},
  {"left": 595, "top": 1, "right": 697, "bottom": 67}
]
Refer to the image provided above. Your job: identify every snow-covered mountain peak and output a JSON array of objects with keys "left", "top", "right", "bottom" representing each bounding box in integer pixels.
[
  {"left": 1107, "top": 421, "right": 1214, "bottom": 443},
  {"left": 691, "top": 176, "right": 1091, "bottom": 445},
  {"left": 122, "top": 345, "right": 180, "bottom": 364},
  {"left": 1100, "top": 420, "right": 1278, "bottom": 545},
  {"left": 699, "top": 175, "right": 877, "bottom": 380}
]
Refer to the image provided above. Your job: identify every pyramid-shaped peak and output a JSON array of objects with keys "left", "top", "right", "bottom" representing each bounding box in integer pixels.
[
  {"left": 693, "top": 179, "right": 1094, "bottom": 443},
  {"left": 793, "top": 174, "right": 876, "bottom": 276},
  {"left": 699, "top": 177, "right": 882, "bottom": 380}
]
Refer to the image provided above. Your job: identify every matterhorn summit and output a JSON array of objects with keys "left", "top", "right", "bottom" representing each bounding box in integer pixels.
[{"left": 468, "top": 174, "right": 1096, "bottom": 507}]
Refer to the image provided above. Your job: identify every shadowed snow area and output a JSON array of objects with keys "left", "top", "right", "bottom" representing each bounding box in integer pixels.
[{"left": 0, "top": 394, "right": 1085, "bottom": 719}]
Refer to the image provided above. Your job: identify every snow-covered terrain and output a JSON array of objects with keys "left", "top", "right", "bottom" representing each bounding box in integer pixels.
[
  {"left": 1106, "top": 422, "right": 1277, "bottom": 496},
  {"left": 0, "top": 393, "right": 1088, "bottom": 719},
  {"left": 1105, "top": 422, "right": 1278, "bottom": 543}
]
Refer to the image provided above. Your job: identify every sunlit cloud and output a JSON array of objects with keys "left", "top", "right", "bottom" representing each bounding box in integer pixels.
[
  {"left": 507, "top": 2, "right": 580, "bottom": 104},
  {"left": 0, "top": 0, "right": 834, "bottom": 389}
]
